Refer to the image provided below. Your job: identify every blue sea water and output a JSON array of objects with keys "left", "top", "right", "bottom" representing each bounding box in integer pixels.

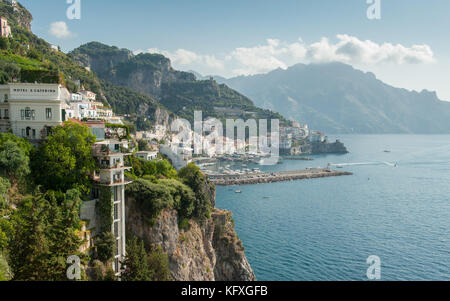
[{"left": 215, "top": 135, "right": 450, "bottom": 281}]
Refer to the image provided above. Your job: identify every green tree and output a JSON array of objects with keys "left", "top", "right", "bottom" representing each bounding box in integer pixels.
[
  {"left": 159, "top": 179, "right": 195, "bottom": 220},
  {"left": 155, "top": 160, "right": 177, "bottom": 179},
  {"left": 126, "top": 179, "right": 173, "bottom": 219},
  {"left": 121, "top": 237, "right": 152, "bottom": 281},
  {"left": 147, "top": 245, "right": 171, "bottom": 281},
  {"left": 0, "top": 70, "right": 8, "bottom": 85},
  {"left": 0, "top": 217, "right": 13, "bottom": 251},
  {"left": 0, "top": 37, "right": 10, "bottom": 50},
  {"left": 44, "top": 189, "right": 84, "bottom": 280},
  {"left": 8, "top": 194, "right": 52, "bottom": 281},
  {"left": 137, "top": 139, "right": 149, "bottom": 151},
  {"left": 0, "top": 141, "right": 30, "bottom": 184},
  {"left": 8, "top": 190, "right": 84, "bottom": 281},
  {"left": 0, "top": 61, "right": 20, "bottom": 82},
  {"left": 31, "top": 121, "right": 96, "bottom": 196},
  {"left": 0, "top": 132, "right": 33, "bottom": 156},
  {"left": 0, "top": 177, "right": 10, "bottom": 209},
  {"left": 178, "top": 164, "right": 214, "bottom": 220},
  {"left": 95, "top": 232, "right": 116, "bottom": 263}
]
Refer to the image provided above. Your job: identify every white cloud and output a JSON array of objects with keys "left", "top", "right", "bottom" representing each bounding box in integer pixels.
[
  {"left": 308, "top": 34, "right": 435, "bottom": 65},
  {"left": 138, "top": 34, "right": 435, "bottom": 78},
  {"left": 49, "top": 21, "right": 74, "bottom": 39}
]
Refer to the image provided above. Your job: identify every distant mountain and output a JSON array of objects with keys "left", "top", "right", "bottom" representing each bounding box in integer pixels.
[
  {"left": 214, "top": 63, "right": 450, "bottom": 134},
  {"left": 70, "top": 43, "right": 287, "bottom": 124}
]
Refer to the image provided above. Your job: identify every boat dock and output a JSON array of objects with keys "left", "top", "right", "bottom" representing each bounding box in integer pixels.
[{"left": 208, "top": 168, "right": 352, "bottom": 186}]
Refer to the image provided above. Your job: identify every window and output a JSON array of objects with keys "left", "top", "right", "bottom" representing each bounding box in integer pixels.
[
  {"left": 114, "top": 222, "right": 119, "bottom": 238},
  {"left": 4, "top": 94, "right": 7, "bottom": 103},
  {"left": 114, "top": 186, "right": 120, "bottom": 202},
  {"left": 115, "top": 258, "right": 119, "bottom": 272},
  {"left": 31, "top": 110, "right": 36, "bottom": 120},
  {"left": 32, "top": 129, "right": 36, "bottom": 139},
  {"left": 20, "top": 109, "right": 24, "bottom": 120},
  {"left": 46, "top": 108, "right": 52, "bottom": 119},
  {"left": 114, "top": 203, "right": 119, "bottom": 220},
  {"left": 4, "top": 109, "right": 8, "bottom": 119},
  {"left": 21, "top": 129, "right": 25, "bottom": 137},
  {"left": 25, "top": 107, "right": 31, "bottom": 120}
]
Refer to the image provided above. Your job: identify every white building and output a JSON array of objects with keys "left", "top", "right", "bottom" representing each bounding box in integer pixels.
[
  {"left": 79, "top": 90, "right": 97, "bottom": 101},
  {"left": 5, "top": 0, "right": 17, "bottom": 6},
  {"left": 0, "top": 83, "right": 70, "bottom": 140},
  {"left": 309, "top": 130, "right": 328, "bottom": 143},
  {"left": 136, "top": 151, "right": 158, "bottom": 161},
  {"left": 0, "top": 17, "right": 12, "bottom": 38}
]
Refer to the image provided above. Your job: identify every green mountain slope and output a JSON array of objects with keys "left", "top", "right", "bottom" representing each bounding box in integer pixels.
[
  {"left": 0, "top": 2, "right": 173, "bottom": 131},
  {"left": 70, "top": 42, "right": 288, "bottom": 124}
]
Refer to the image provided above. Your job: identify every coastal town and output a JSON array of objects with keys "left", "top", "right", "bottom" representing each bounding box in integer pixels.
[
  {"left": 0, "top": 1, "right": 348, "bottom": 280},
  {"left": 0, "top": 80, "right": 350, "bottom": 276},
  {"left": 1, "top": 0, "right": 449, "bottom": 289}
]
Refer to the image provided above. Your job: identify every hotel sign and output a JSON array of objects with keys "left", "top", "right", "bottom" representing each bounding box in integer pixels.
[{"left": 13, "top": 88, "right": 57, "bottom": 93}]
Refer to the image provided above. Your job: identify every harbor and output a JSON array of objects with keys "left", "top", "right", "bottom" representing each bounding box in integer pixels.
[{"left": 208, "top": 168, "right": 353, "bottom": 186}]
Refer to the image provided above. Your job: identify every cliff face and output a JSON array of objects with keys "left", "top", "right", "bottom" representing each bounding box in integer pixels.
[
  {"left": 71, "top": 44, "right": 195, "bottom": 101},
  {"left": 126, "top": 200, "right": 256, "bottom": 281},
  {"left": 70, "top": 42, "right": 288, "bottom": 124},
  {"left": 0, "top": 1, "right": 32, "bottom": 31}
]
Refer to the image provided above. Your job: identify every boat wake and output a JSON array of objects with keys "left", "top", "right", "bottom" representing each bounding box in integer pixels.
[{"left": 330, "top": 162, "right": 397, "bottom": 167}]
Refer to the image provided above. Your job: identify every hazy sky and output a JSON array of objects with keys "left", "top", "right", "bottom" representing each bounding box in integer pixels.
[{"left": 19, "top": 0, "right": 450, "bottom": 100}]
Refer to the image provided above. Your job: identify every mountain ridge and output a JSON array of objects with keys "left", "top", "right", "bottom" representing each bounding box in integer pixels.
[
  {"left": 208, "top": 62, "right": 450, "bottom": 134},
  {"left": 70, "top": 42, "right": 288, "bottom": 125}
]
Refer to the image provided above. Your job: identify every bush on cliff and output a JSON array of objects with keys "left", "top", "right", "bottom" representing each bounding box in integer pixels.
[
  {"left": 126, "top": 179, "right": 173, "bottom": 221},
  {"left": 127, "top": 157, "right": 177, "bottom": 180},
  {"left": 158, "top": 179, "right": 195, "bottom": 220},
  {"left": 178, "top": 164, "right": 213, "bottom": 221},
  {"left": 126, "top": 177, "right": 200, "bottom": 228}
]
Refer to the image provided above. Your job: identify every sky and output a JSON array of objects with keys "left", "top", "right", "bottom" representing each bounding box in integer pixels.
[{"left": 18, "top": 0, "right": 450, "bottom": 100}]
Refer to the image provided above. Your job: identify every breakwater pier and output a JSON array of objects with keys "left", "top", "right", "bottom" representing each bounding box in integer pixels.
[{"left": 208, "top": 168, "right": 353, "bottom": 186}]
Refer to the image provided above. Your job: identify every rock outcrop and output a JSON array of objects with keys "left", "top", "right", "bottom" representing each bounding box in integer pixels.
[
  {"left": 126, "top": 200, "right": 256, "bottom": 281},
  {"left": 0, "top": 0, "right": 33, "bottom": 31},
  {"left": 311, "top": 140, "right": 348, "bottom": 154}
]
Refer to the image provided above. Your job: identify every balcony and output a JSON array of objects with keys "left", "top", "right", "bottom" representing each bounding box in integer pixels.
[{"left": 92, "top": 172, "right": 132, "bottom": 187}]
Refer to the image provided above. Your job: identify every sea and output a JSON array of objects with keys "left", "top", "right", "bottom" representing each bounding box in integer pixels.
[{"left": 215, "top": 135, "right": 450, "bottom": 281}]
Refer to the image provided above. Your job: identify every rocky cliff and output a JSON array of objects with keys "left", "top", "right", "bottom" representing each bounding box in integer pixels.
[
  {"left": 0, "top": 0, "right": 32, "bottom": 31},
  {"left": 126, "top": 200, "right": 256, "bottom": 281},
  {"left": 71, "top": 43, "right": 195, "bottom": 101},
  {"left": 70, "top": 42, "right": 288, "bottom": 124},
  {"left": 311, "top": 140, "right": 348, "bottom": 154}
]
